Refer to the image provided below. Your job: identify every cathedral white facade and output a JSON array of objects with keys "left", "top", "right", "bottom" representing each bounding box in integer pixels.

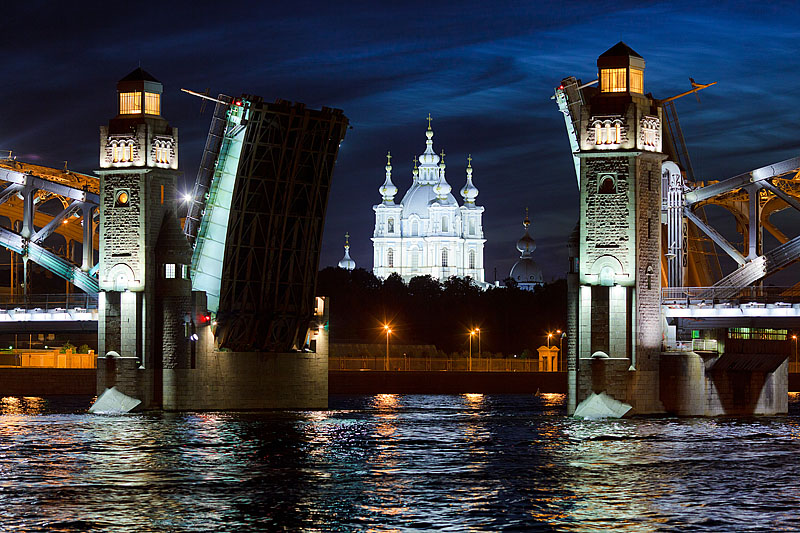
[{"left": 372, "top": 120, "right": 485, "bottom": 284}]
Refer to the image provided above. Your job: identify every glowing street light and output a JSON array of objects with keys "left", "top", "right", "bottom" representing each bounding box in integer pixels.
[
  {"left": 469, "top": 329, "right": 476, "bottom": 371},
  {"left": 793, "top": 334, "right": 798, "bottom": 373},
  {"left": 475, "top": 327, "right": 481, "bottom": 359},
  {"left": 181, "top": 192, "right": 193, "bottom": 203},
  {"left": 547, "top": 332, "right": 553, "bottom": 348},
  {"left": 384, "top": 324, "right": 392, "bottom": 371}
]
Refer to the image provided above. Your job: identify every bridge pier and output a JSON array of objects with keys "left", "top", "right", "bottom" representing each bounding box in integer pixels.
[
  {"left": 660, "top": 352, "right": 787, "bottom": 416},
  {"left": 561, "top": 43, "right": 792, "bottom": 417}
]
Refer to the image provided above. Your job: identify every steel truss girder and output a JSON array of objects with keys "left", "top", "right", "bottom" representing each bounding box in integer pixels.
[
  {"left": 685, "top": 155, "right": 800, "bottom": 205},
  {"left": 0, "top": 165, "right": 99, "bottom": 293},
  {"left": 684, "top": 208, "right": 746, "bottom": 266}
]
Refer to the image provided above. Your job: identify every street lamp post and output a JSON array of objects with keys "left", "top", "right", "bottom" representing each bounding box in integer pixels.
[
  {"left": 793, "top": 335, "right": 798, "bottom": 373},
  {"left": 476, "top": 327, "right": 481, "bottom": 359},
  {"left": 384, "top": 324, "right": 392, "bottom": 371},
  {"left": 469, "top": 329, "right": 475, "bottom": 371}
]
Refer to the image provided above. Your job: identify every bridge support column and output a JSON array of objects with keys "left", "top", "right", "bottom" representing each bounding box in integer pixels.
[
  {"left": 82, "top": 205, "right": 94, "bottom": 272},
  {"left": 747, "top": 185, "right": 763, "bottom": 260}
]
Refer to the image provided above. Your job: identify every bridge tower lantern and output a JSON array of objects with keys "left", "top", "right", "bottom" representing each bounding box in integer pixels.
[
  {"left": 96, "top": 67, "right": 192, "bottom": 408},
  {"left": 571, "top": 42, "right": 666, "bottom": 414}
]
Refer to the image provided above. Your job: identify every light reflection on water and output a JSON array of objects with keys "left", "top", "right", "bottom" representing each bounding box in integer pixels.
[{"left": 0, "top": 394, "right": 799, "bottom": 531}]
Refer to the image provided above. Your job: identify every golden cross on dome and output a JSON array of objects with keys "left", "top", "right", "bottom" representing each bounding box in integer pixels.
[
  {"left": 413, "top": 157, "right": 418, "bottom": 170},
  {"left": 386, "top": 151, "right": 392, "bottom": 165},
  {"left": 427, "top": 113, "right": 433, "bottom": 129},
  {"left": 467, "top": 154, "right": 472, "bottom": 167},
  {"left": 345, "top": 232, "right": 350, "bottom": 245},
  {"left": 440, "top": 149, "right": 446, "bottom": 162}
]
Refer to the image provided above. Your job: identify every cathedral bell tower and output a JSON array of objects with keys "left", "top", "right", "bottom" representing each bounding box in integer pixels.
[
  {"left": 573, "top": 43, "right": 666, "bottom": 414},
  {"left": 96, "top": 68, "right": 192, "bottom": 408}
]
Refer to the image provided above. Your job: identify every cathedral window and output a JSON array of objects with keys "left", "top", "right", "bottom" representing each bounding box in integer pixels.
[
  {"left": 387, "top": 248, "right": 394, "bottom": 268},
  {"left": 600, "top": 68, "right": 626, "bottom": 93},
  {"left": 411, "top": 220, "right": 419, "bottom": 236},
  {"left": 469, "top": 250, "right": 476, "bottom": 269},
  {"left": 441, "top": 216, "right": 448, "bottom": 233},
  {"left": 411, "top": 251, "right": 419, "bottom": 268},
  {"left": 145, "top": 92, "right": 160, "bottom": 115},
  {"left": 387, "top": 218, "right": 394, "bottom": 233},
  {"left": 119, "top": 91, "right": 142, "bottom": 114},
  {"left": 442, "top": 248, "right": 449, "bottom": 267},
  {"left": 469, "top": 219, "right": 476, "bottom": 236}
]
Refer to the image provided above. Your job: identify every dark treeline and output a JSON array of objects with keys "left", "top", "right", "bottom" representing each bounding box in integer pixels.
[{"left": 317, "top": 268, "right": 567, "bottom": 356}]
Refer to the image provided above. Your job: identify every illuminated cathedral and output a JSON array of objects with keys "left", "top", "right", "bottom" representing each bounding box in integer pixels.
[{"left": 372, "top": 118, "right": 485, "bottom": 284}]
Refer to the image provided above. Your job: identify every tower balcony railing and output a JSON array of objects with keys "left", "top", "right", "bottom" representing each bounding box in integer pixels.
[{"left": 662, "top": 286, "right": 800, "bottom": 307}]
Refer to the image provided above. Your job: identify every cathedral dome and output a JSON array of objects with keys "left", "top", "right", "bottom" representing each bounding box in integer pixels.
[
  {"left": 401, "top": 183, "right": 457, "bottom": 218},
  {"left": 460, "top": 156, "right": 479, "bottom": 205},
  {"left": 378, "top": 152, "right": 397, "bottom": 204},
  {"left": 516, "top": 211, "right": 536, "bottom": 254},
  {"left": 338, "top": 233, "right": 356, "bottom": 270},
  {"left": 510, "top": 257, "right": 543, "bottom": 285},
  {"left": 509, "top": 210, "right": 543, "bottom": 288},
  {"left": 517, "top": 231, "right": 535, "bottom": 254}
]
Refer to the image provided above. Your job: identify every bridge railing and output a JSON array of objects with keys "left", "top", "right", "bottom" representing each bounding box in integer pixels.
[
  {"left": 0, "top": 293, "right": 98, "bottom": 312},
  {"left": 662, "top": 286, "right": 800, "bottom": 306},
  {"left": 671, "top": 339, "right": 720, "bottom": 353}
]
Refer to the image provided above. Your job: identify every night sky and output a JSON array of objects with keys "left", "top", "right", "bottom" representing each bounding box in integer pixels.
[{"left": 4, "top": 1, "right": 800, "bottom": 283}]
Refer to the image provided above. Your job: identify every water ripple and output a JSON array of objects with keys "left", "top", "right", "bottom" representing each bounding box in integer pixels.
[{"left": 0, "top": 394, "right": 799, "bottom": 531}]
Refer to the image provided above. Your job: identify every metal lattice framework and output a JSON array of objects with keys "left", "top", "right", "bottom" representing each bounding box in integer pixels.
[
  {"left": 213, "top": 98, "right": 349, "bottom": 352},
  {"left": 0, "top": 158, "right": 99, "bottom": 294}
]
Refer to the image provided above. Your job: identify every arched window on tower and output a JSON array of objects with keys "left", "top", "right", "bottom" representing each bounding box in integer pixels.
[
  {"left": 442, "top": 248, "right": 449, "bottom": 268},
  {"left": 387, "top": 218, "right": 394, "bottom": 233},
  {"left": 441, "top": 216, "right": 448, "bottom": 233},
  {"left": 387, "top": 248, "right": 394, "bottom": 268},
  {"left": 598, "top": 174, "right": 616, "bottom": 194},
  {"left": 411, "top": 220, "right": 419, "bottom": 236},
  {"left": 411, "top": 250, "right": 419, "bottom": 268},
  {"left": 469, "top": 219, "right": 476, "bottom": 236},
  {"left": 469, "top": 250, "right": 476, "bottom": 269}
]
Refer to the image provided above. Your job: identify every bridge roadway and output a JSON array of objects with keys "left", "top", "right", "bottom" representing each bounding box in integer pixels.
[
  {"left": 0, "top": 294, "right": 97, "bottom": 332},
  {"left": 662, "top": 286, "right": 800, "bottom": 328}
]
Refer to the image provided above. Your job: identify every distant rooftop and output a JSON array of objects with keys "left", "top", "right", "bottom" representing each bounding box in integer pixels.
[
  {"left": 599, "top": 41, "right": 642, "bottom": 59},
  {"left": 119, "top": 67, "right": 160, "bottom": 84}
]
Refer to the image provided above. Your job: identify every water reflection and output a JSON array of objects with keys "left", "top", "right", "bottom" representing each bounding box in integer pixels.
[{"left": 0, "top": 395, "right": 799, "bottom": 530}]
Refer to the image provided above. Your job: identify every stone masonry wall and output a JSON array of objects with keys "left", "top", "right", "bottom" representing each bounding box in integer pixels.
[{"left": 582, "top": 156, "right": 633, "bottom": 277}]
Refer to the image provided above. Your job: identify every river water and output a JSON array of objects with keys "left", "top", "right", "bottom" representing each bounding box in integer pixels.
[{"left": 1, "top": 393, "right": 800, "bottom": 532}]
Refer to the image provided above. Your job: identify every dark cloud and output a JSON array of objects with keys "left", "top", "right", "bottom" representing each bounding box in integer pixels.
[{"left": 1, "top": 1, "right": 799, "bottom": 283}]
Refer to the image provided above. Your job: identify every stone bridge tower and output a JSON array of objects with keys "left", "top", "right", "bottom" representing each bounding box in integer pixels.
[
  {"left": 96, "top": 68, "right": 192, "bottom": 408},
  {"left": 573, "top": 43, "right": 666, "bottom": 414}
]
